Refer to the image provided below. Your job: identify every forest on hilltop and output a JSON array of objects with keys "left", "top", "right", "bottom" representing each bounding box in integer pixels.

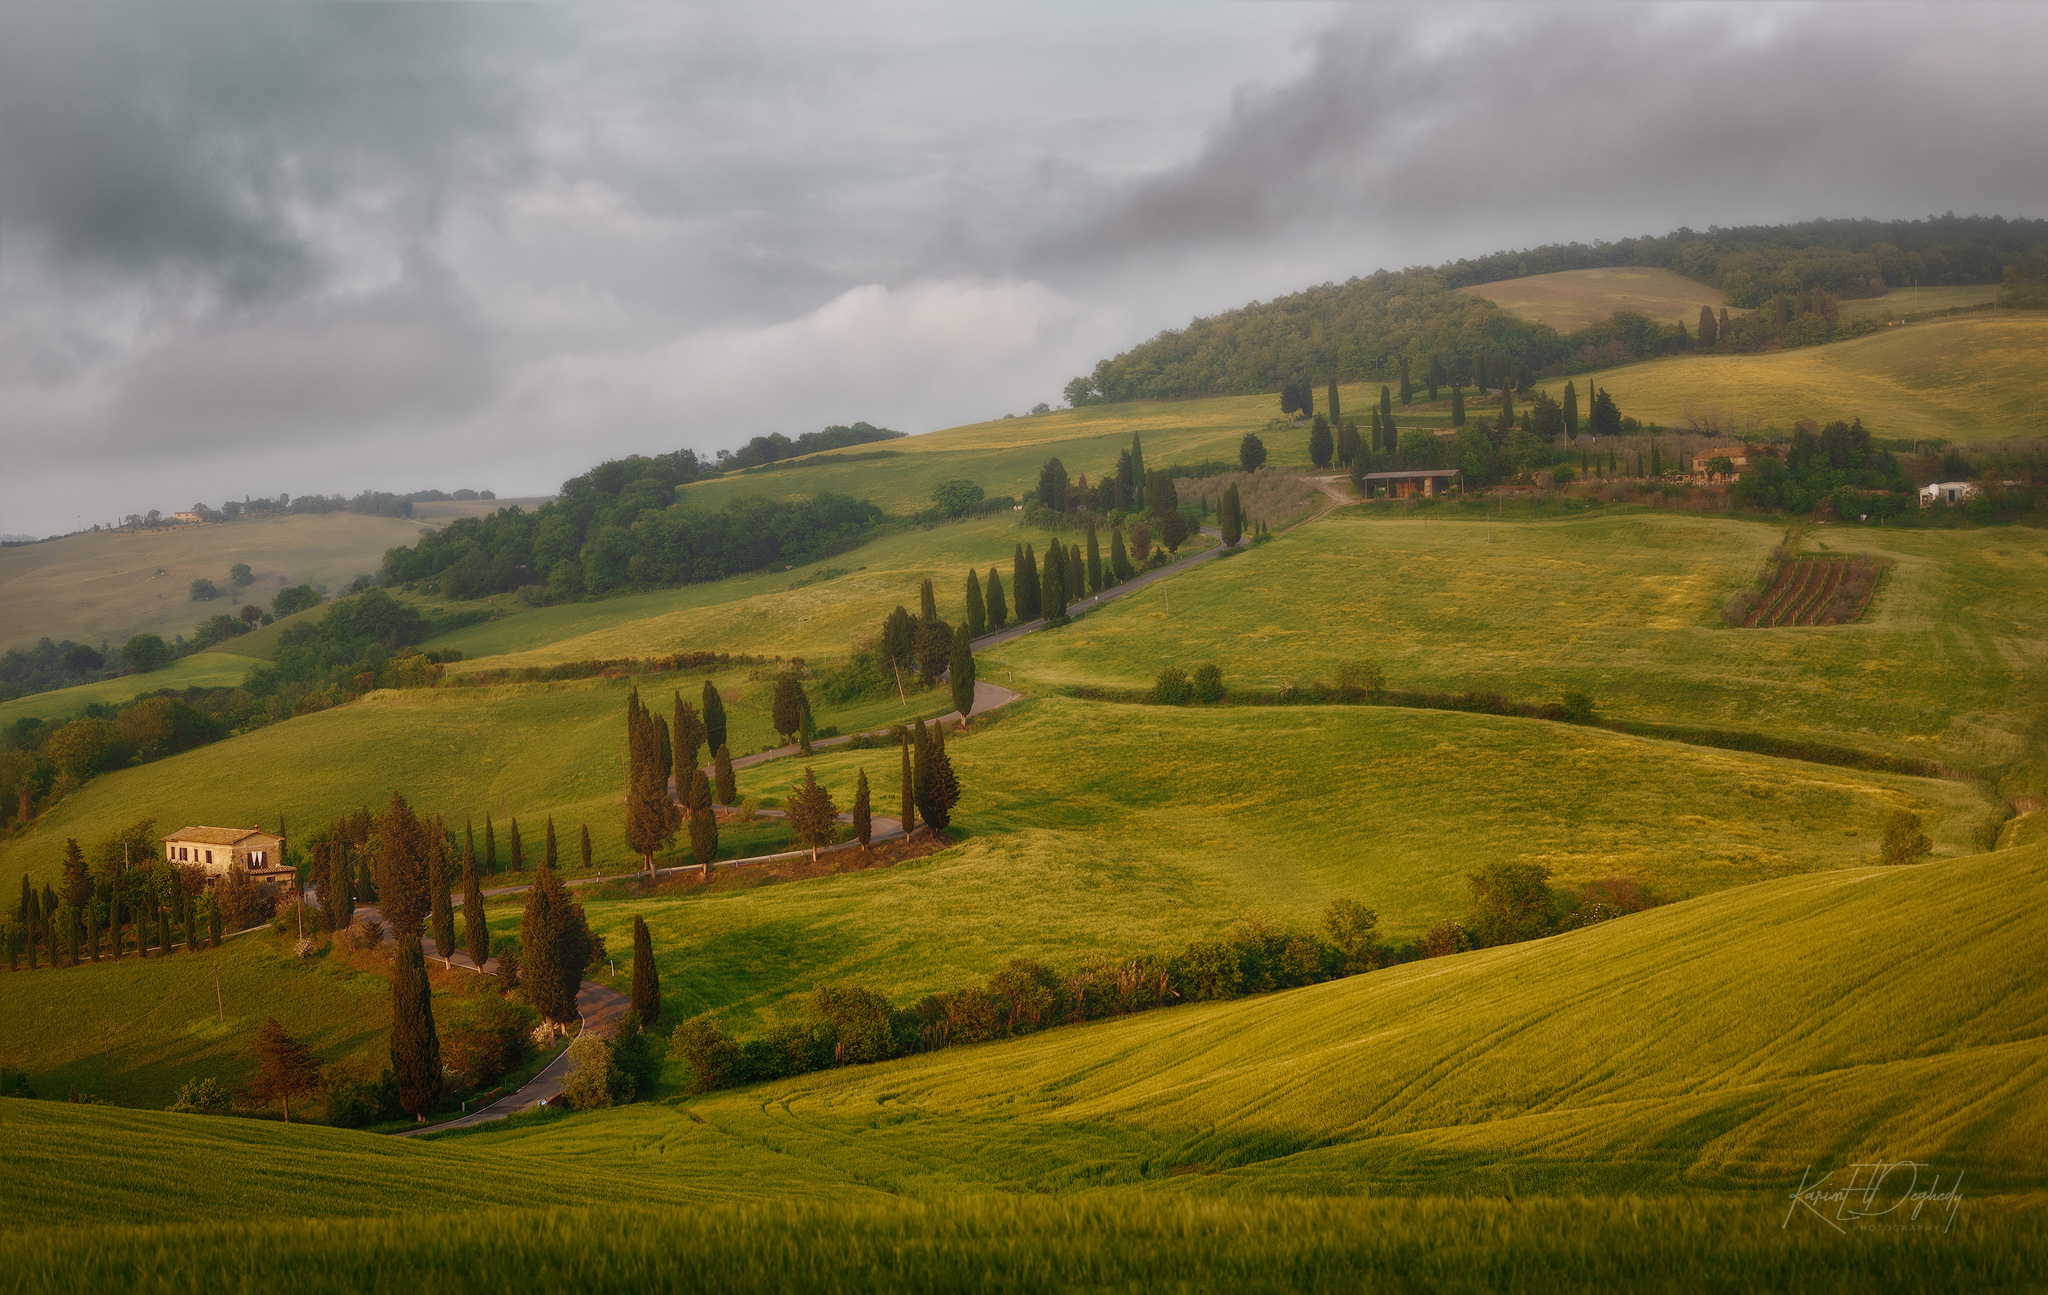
[{"left": 1065, "top": 215, "right": 2048, "bottom": 406}]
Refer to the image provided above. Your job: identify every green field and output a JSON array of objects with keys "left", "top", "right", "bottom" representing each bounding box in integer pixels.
[
  {"left": 1460, "top": 266, "right": 1730, "bottom": 332},
  {"left": 573, "top": 695, "right": 1986, "bottom": 1032},
  {"left": 1837, "top": 283, "right": 2003, "bottom": 322},
  {"left": 0, "top": 652, "right": 264, "bottom": 727},
  {"left": 1545, "top": 314, "right": 2048, "bottom": 442},
  {"left": 990, "top": 507, "right": 2048, "bottom": 781},
  {"left": 5, "top": 844, "right": 2041, "bottom": 1288}
]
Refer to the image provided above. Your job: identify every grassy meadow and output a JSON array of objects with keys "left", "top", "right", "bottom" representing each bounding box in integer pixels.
[
  {"left": 1543, "top": 314, "right": 2048, "bottom": 442},
  {"left": 0, "top": 651, "right": 263, "bottom": 726},
  {"left": 1459, "top": 266, "right": 1730, "bottom": 331},
  {"left": 570, "top": 696, "right": 1986, "bottom": 1033},
  {"left": 1838, "top": 282, "right": 2003, "bottom": 322},
  {"left": 4, "top": 845, "right": 2041, "bottom": 1289},
  {"left": 991, "top": 507, "right": 2048, "bottom": 779}
]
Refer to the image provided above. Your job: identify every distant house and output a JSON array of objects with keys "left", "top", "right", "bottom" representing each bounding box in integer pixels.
[
  {"left": 162, "top": 826, "right": 293, "bottom": 887},
  {"left": 1690, "top": 449, "right": 1748, "bottom": 483},
  {"left": 1919, "top": 481, "right": 1980, "bottom": 507},
  {"left": 1361, "top": 468, "right": 1460, "bottom": 499},
  {"left": 172, "top": 511, "right": 204, "bottom": 524}
]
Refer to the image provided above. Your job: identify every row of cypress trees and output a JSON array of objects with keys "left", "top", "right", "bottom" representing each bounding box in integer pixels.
[{"left": 6, "top": 861, "right": 231, "bottom": 970}]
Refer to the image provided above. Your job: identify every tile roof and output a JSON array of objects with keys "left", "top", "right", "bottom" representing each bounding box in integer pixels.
[{"left": 162, "top": 826, "right": 276, "bottom": 847}]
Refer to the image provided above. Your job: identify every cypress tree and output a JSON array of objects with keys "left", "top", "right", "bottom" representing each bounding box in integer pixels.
[
  {"left": 61, "top": 838, "right": 88, "bottom": 906},
  {"left": 1451, "top": 384, "right": 1466, "bottom": 429},
  {"left": 1563, "top": 380, "right": 1579, "bottom": 439},
  {"left": 624, "top": 690, "right": 675, "bottom": 874},
  {"left": 949, "top": 625, "right": 977, "bottom": 723},
  {"left": 786, "top": 766, "right": 839, "bottom": 862},
  {"left": 1151, "top": 472, "right": 1188, "bottom": 552},
  {"left": 965, "top": 569, "right": 986, "bottom": 639},
  {"left": 630, "top": 915, "right": 660, "bottom": 1027},
  {"left": 899, "top": 735, "right": 917, "bottom": 835},
  {"left": 1308, "top": 415, "right": 1333, "bottom": 469},
  {"left": 1040, "top": 538, "right": 1066, "bottom": 620},
  {"left": 675, "top": 693, "right": 705, "bottom": 767},
  {"left": 519, "top": 860, "right": 567, "bottom": 1024},
  {"left": 771, "top": 673, "right": 807, "bottom": 745},
  {"left": 1398, "top": 355, "right": 1412, "bottom": 406},
  {"left": 377, "top": 791, "right": 431, "bottom": 938},
  {"left": 462, "top": 848, "right": 488, "bottom": 972},
  {"left": 1380, "top": 385, "right": 1392, "bottom": 432},
  {"left": 391, "top": 933, "right": 441, "bottom": 1122},
  {"left": 1129, "top": 431, "right": 1147, "bottom": 510},
  {"left": 1327, "top": 375, "right": 1342, "bottom": 431},
  {"left": 985, "top": 568, "right": 1007, "bottom": 630},
  {"left": 852, "top": 769, "right": 872, "bottom": 851},
  {"left": 545, "top": 817, "right": 559, "bottom": 871},
  {"left": 919, "top": 577, "right": 938, "bottom": 624},
  {"left": 687, "top": 769, "right": 718, "bottom": 874},
  {"left": 1017, "top": 544, "right": 1040, "bottom": 620},
  {"left": 1085, "top": 520, "right": 1103, "bottom": 594},
  {"left": 429, "top": 816, "right": 456, "bottom": 960},
  {"left": 1110, "top": 527, "right": 1133, "bottom": 581},
  {"left": 1500, "top": 387, "right": 1514, "bottom": 430},
  {"left": 508, "top": 818, "right": 524, "bottom": 873},
  {"left": 713, "top": 744, "right": 736, "bottom": 805},
  {"left": 1221, "top": 483, "right": 1243, "bottom": 547},
  {"left": 580, "top": 823, "right": 593, "bottom": 872},
  {"left": 701, "top": 680, "right": 728, "bottom": 758},
  {"left": 1428, "top": 355, "right": 1444, "bottom": 402},
  {"left": 1065, "top": 543, "right": 1083, "bottom": 604},
  {"left": 336, "top": 844, "right": 356, "bottom": 926},
  {"left": 483, "top": 815, "right": 497, "bottom": 877}
]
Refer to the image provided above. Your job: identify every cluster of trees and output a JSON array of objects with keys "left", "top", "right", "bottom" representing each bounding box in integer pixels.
[
  {"left": 1063, "top": 217, "right": 2048, "bottom": 407},
  {"left": 2, "top": 695, "right": 229, "bottom": 829},
  {"left": 1730, "top": 419, "right": 1907, "bottom": 516},
  {"left": 0, "top": 638, "right": 111, "bottom": 702},
  {"left": 147, "top": 488, "right": 481, "bottom": 528},
  {"left": 718, "top": 422, "right": 904, "bottom": 471},
  {"left": 1418, "top": 863, "right": 1663, "bottom": 958},
  {"left": 1, "top": 819, "right": 277, "bottom": 971},
  {"left": 379, "top": 452, "right": 883, "bottom": 601},
  {"left": 622, "top": 683, "right": 734, "bottom": 875}
]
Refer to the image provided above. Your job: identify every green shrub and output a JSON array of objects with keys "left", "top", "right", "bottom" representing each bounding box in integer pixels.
[
  {"left": 166, "top": 1076, "right": 231, "bottom": 1116},
  {"left": 1153, "top": 666, "right": 1192, "bottom": 705},
  {"left": 1191, "top": 663, "right": 1224, "bottom": 703}
]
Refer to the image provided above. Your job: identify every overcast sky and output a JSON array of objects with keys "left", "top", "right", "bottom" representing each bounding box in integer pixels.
[{"left": 3, "top": 0, "right": 2044, "bottom": 536}]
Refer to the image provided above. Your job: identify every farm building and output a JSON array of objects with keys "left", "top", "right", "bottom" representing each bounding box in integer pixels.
[
  {"left": 171, "top": 511, "right": 204, "bottom": 524},
  {"left": 162, "top": 826, "right": 293, "bottom": 887},
  {"left": 1361, "top": 469, "right": 1460, "bottom": 499},
  {"left": 1689, "top": 449, "right": 1749, "bottom": 483},
  {"left": 1918, "top": 481, "right": 1980, "bottom": 507}
]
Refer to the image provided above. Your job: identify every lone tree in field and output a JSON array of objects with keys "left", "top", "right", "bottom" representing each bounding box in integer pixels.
[
  {"left": 1220, "top": 483, "right": 1244, "bottom": 548},
  {"left": 630, "top": 915, "right": 660, "bottom": 1027},
  {"left": 965, "top": 569, "right": 986, "bottom": 639},
  {"left": 771, "top": 673, "right": 810, "bottom": 747},
  {"left": 1239, "top": 432, "right": 1267, "bottom": 472},
  {"left": 701, "top": 680, "right": 728, "bottom": 757},
  {"left": 985, "top": 567, "right": 1007, "bottom": 630},
  {"left": 688, "top": 769, "right": 718, "bottom": 873},
  {"left": 949, "top": 624, "right": 977, "bottom": 724},
  {"left": 390, "top": 932, "right": 441, "bottom": 1122},
  {"left": 1308, "top": 414, "right": 1334, "bottom": 470},
  {"left": 852, "top": 768, "right": 872, "bottom": 852},
  {"left": 462, "top": 846, "right": 488, "bottom": 971},
  {"left": 786, "top": 767, "right": 839, "bottom": 862},
  {"left": 1880, "top": 810, "right": 1933, "bottom": 866},
  {"left": 713, "top": 744, "right": 736, "bottom": 806},
  {"left": 428, "top": 816, "right": 457, "bottom": 960},
  {"left": 248, "top": 1017, "right": 323, "bottom": 1123}
]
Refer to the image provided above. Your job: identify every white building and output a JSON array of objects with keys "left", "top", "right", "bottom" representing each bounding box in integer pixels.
[{"left": 1918, "top": 481, "right": 1980, "bottom": 507}]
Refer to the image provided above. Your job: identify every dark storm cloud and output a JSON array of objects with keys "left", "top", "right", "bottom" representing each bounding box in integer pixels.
[
  {"left": 1044, "top": 4, "right": 2048, "bottom": 267},
  {"left": 0, "top": 0, "right": 535, "bottom": 297}
]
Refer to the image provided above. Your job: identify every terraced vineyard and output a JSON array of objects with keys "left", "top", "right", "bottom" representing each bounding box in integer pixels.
[{"left": 1742, "top": 554, "right": 1884, "bottom": 627}]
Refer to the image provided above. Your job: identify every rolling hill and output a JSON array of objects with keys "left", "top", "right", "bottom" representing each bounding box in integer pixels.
[{"left": 1459, "top": 266, "right": 1730, "bottom": 332}]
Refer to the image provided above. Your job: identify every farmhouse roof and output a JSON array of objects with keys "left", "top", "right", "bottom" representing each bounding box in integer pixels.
[
  {"left": 1361, "top": 469, "right": 1460, "bottom": 481},
  {"left": 162, "top": 825, "right": 277, "bottom": 847}
]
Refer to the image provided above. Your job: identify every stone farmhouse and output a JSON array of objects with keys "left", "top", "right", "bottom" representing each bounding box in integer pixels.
[{"left": 162, "top": 826, "right": 293, "bottom": 887}]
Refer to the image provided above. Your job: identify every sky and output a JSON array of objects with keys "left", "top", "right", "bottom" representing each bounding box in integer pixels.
[{"left": 2, "top": 0, "right": 2044, "bottom": 536}]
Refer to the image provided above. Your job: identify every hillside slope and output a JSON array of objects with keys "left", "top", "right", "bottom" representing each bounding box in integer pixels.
[{"left": 1459, "top": 266, "right": 1729, "bottom": 332}]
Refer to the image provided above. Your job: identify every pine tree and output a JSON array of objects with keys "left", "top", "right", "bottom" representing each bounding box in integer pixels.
[
  {"left": 462, "top": 848, "right": 488, "bottom": 971},
  {"left": 965, "top": 569, "right": 986, "bottom": 639},
  {"left": 1398, "top": 355, "right": 1412, "bottom": 406},
  {"left": 899, "top": 735, "right": 917, "bottom": 835},
  {"left": 1563, "top": 381, "right": 1579, "bottom": 439},
  {"left": 390, "top": 934, "right": 441, "bottom": 1122},
  {"left": 1221, "top": 483, "right": 1243, "bottom": 547},
  {"left": 580, "top": 823, "right": 593, "bottom": 871},
  {"left": 687, "top": 769, "right": 718, "bottom": 874},
  {"left": 699, "top": 681, "right": 727, "bottom": 758},
  {"left": 713, "top": 744, "right": 736, "bottom": 806},
  {"left": 1085, "top": 520, "right": 1103, "bottom": 593},
  {"left": 1308, "top": 415, "right": 1333, "bottom": 469},
  {"left": 949, "top": 625, "right": 977, "bottom": 723},
  {"left": 1040, "top": 538, "right": 1066, "bottom": 621},
  {"left": 852, "top": 769, "right": 872, "bottom": 851},
  {"left": 1110, "top": 527, "right": 1133, "bottom": 582},
  {"left": 483, "top": 815, "right": 497, "bottom": 877},
  {"left": 786, "top": 767, "right": 839, "bottom": 862},
  {"left": 377, "top": 791, "right": 430, "bottom": 938},
  {"left": 985, "top": 568, "right": 1007, "bottom": 630},
  {"left": 1129, "top": 431, "right": 1147, "bottom": 510},
  {"left": 429, "top": 816, "right": 457, "bottom": 961},
  {"left": 630, "top": 915, "right": 660, "bottom": 1027},
  {"left": 250, "top": 1018, "right": 324, "bottom": 1124}
]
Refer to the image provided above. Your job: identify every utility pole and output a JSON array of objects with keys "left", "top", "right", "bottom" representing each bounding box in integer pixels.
[{"left": 214, "top": 960, "right": 224, "bottom": 1023}]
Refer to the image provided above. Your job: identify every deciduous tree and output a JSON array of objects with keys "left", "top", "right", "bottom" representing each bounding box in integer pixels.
[
  {"left": 249, "top": 1017, "right": 323, "bottom": 1123},
  {"left": 786, "top": 767, "right": 839, "bottom": 862},
  {"left": 1880, "top": 810, "right": 1932, "bottom": 866},
  {"left": 1239, "top": 433, "right": 1267, "bottom": 472}
]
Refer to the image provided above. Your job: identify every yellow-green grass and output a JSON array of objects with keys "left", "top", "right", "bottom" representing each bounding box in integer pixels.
[
  {"left": 0, "top": 927, "right": 492, "bottom": 1111},
  {"left": 4, "top": 846, "right": 2041, "bottom": 1289},
  {"left": 0, "top": 512, "right": 438, "bottom": 656},
  {"left": 0, "top": 652, "right": 263, "bottom": 727},
  {"left": 0, "top": 666, "right": 962, "bottom": 900},
  {"left": 676, "top": 386, "right": 1389, "bottom": 517},
  {"left": 1459, "top": 266, "right": 1730, "bottom": 332},
  {"left": 571, "top": 696, "right": 1984, "bottom": 1033},
  {"left": 992, "top": 508, "right": 2048, "bottom": 777},
  {"left": 1838, "top": 283, "right": 2002, "bottom": 322},
  {"left": 1542, "top": 314, "right": 2048, "bottom": 441}
]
